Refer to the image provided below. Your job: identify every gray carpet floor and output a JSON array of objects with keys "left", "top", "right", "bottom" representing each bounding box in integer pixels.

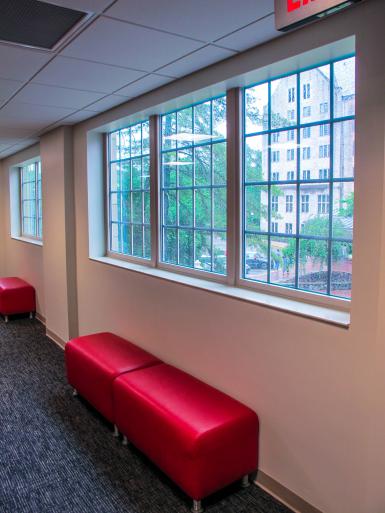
[{"left": 0, "top": 318, "right": 292, "bottom": 513}]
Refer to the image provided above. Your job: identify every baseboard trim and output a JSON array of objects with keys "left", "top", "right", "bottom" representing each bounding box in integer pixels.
[
  {"left": 45, "top": 328, "right": 66, "bottom": 350},
  {"left": 35, "top": 312, "right": 45, "bottom": 324},
  {"left": 255, "top": 471, "right": 323, "bottom": 513}
]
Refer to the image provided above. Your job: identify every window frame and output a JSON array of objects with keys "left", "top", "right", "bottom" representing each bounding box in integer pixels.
[{"left": 19, "top": 160, "right": 42, "bottom": 242}]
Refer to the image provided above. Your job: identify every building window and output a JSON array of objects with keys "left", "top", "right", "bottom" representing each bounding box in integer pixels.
[
  {"left": 271, "top": 195, "right": 279, "bottom": 212},
  {"left": 287, "top": 149, "right": 295, "bottom": 161},
  {"left": 20, "top": 161, "right": 42, "bottom": 239},
  {"left": 301, "top": 194, "right": 309, "bottom": 213},
  {"left": 286, "top": 195, "right": 293, "bottom": 213},
  {"left": 161, "top": 96, "right": 227, "bottom": 274},
  {"left": 287, "top": 109, "right": 295, "bottom": 121},
  {"left": 272, "top": 132, "right": 280, "bottom": 143},
  {"left": 288, "top": 87, "right": 295, "bottom": 103},
  {"left": 272, "top": 172, "right": 280, "bottom": 181},
  {"left": 320, "top": 124, "right": 330, "bottom": 136},
  {"left": 287, "top": 171, "right": 295, "bottom": 180},
  {"left": 272, "top": 150, "right": 280, "bottom": 162},
  {"left": 109, "top": 120, "right": 151, "bottom": 259},
  {"left": 319, "top": 168, "right": 329, "bottom": 179},
  {"left": 243, "top": 56, "right": 355, "bottom": 298},
  {"left": 317, "top": 194, "right": 329, "bottom": 214},
  {"left": 320, "top": 102, "right": 329, "bottom": 114},
  {"left": 319, "top": 144, "right": 330, "bottom": 158}
]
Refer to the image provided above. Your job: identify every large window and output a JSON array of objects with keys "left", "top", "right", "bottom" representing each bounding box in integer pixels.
[
  {"left": 160, "top": 97, "right": 227, "bottom": 275},
  {"left": 21, "top": 161, "right": 42, "bottom": 240},
  {"left": 243, "top": 56, "right": 355, "bottom": 298},
  {"left": 108, "top": 121, "right": 151, "bottom": 259}
]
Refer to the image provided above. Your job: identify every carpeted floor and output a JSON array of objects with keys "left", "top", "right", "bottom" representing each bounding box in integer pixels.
[{"left": 0, "top": 318, "right": 292, "bottom": 513}]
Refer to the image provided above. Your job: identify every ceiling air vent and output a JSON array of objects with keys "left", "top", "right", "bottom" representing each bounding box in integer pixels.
[{"left": 0, "top": 0, "right": 88, "bottom": 50}]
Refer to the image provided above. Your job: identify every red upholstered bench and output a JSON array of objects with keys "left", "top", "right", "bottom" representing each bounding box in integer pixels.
[
  {"left": 65, "top": 332, "right": 161, "bottom": 427},
  {"left": 113, "top": 363, "right": 258, "bottom": 512},
  {"left": 0, "top": 277, "right": 36, "bottom": 322}
]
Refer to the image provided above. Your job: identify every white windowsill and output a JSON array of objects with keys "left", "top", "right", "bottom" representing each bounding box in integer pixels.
[
  {"left": 11, "top": 235, "right": 43, "bottom": 247},
  {"left": 90, "top": 256, "right": 350, "bottom": 327}
]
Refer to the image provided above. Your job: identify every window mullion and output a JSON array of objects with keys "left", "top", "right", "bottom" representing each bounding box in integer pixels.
[{"left": 150, "top": 115, "right": 160, "bottom": 268}]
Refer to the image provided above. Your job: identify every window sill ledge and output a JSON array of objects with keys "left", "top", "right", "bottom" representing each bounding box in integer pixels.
[
  {"left": 11, "top": 236, "right": 43, "bottom": 247},
  {"left": 90, "top": 256, "right": 350, "bottom": 327}
]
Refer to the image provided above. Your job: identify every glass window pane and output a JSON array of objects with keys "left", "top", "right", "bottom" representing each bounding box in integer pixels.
[
  {"left": 334, "top": 57, "right": 355, "bottom": 117},
  {"left": 179, "top": 229, "right": 194, "bottom": 267},
  {"left": 164, "top": 228, "right": 177, "bottom": 263},
  {"left": 213, "top": 142, "right": 226, "bottom": 185},
  {"left": 245, "top": 83, "right": 268, "bottom": 134},
  {"left": 245, "top": 134, "right": 268, "bottom": 183},
  {"left": 195, "top": 146, "right": 211, "bottom": 186},
  {"left": 271, "top": 74, "right": 297, "bottom": 128},
  {"left": 213, "top": 232, "right": 226, "bottom": 274},
  {"left": 132, "top": 225, "right": 143, "bottom": 257},
  {"left": 298, "top": 239, "right": 328, "bottom": 294},
  {"left": 334, "top": 120, "right": 354, "bottom": 178},
  {"left": 179, "top": 190, "right": 193, "bottom": 227},
  {"left": 300, "top": 64, "right": 330, "bottom": 124},
  {"left": 244, "top": 234, "right": 268, "bottom": 282},
  {"left": 299, "top": 183, "right": 330, "bottom": 237},
  {"left": 332, "top": 182, "right": 354, "bottom": 239},
  {"left": 213, "top": 188, "right": 226, "bottom": 230},
  {"left": 331, "top": 241, "right": 352, "bottom": 298},
  {"left": 245, "top": 185, "right": 268, "bottom": 232},
  {"left": 164, "top": 190, "right": 176, "bottom": 225},
  {"left": 178, "top": 149, "right": 193, "bottom": 187},
  {"left": 270, "top": 237, "right": 296, "bottom": 288},
  {"left": 195, "top": 231, "right": 212, "bottom": 271}
]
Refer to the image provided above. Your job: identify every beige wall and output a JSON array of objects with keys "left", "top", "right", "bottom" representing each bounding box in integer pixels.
[{"left": 0, "top": 1, "right": 384, "bottom": 512}]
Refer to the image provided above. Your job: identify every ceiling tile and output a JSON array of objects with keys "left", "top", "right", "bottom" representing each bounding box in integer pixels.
[
  {"left": 215, "top": 14, "right": 281, "bottom": 52},
  {"left": 85, "top": 94, "right": 129, "bottom": 112},
  {"left": 105, "top": 0, "right": 274, "bottom": 42},
  {"left": 116, "top": 74, "right": 174, "bottom": 98},
  {"left": 0, "top": 101, "right": 75, "bottom": 130},
  {"left": 157, "top": 45, "right": 236, "bottom": 78},
  {"left": 12, "top": 83, "right": 105, "bottom": 110},
  {"left": 61, "top": 17, "right": 203, "bottom": 72},
  {"left": 0, "top": 127, "right": 36, "bottom": 139},
  {"left": 0, "top": 139, "right": 40, "bottom": 159},
  {"left": 60, "top": 110, "right": 96, "bottom": 123},
  {"left": 0, "top": 78, "right": 23, "bottom": 102},
  {"left": 0, "top": 44, "right": 51, "bottom": 81},
  {"left": 39, "top": 0, "right": 112, "bottom": 13},
  {"left": 32, "top": 56, "right": 146, "bottom": 94}
]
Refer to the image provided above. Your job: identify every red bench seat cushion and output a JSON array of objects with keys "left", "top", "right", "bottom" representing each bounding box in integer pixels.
[
  {"left": 113, "top": 363, "right": 258, "bottom": 500},
  {"left": 65, "top": 332, "right": 161, "bottom": 423},
  {"left": 0, "top": 277, "right": 35, "bottom": 316}
]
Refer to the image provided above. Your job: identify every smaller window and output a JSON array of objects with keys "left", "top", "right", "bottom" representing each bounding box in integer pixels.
[
  {"left": 271, "top": 221, "right": 278, "bottom": 233},
  {"left": 272, "top": 132, "right": 280, "bottom": 143},
  {"left": 287, "top": 171, "right": 295, "bottom": 181},
  {"left": 272, "top": 172, "right": 280, "bottom": 181},
  {"left": 285, "top": 223, "right": 293, "bottom": 234},
  {"left": 302, "top": 147, "right": 311, "bottom": 159},
  {"left": 303, "top": 106, "right": 311, "bottom": 117},
  {"left": 272, "top": 150, "right": 280, "bottom": 162},
  {"left": 287, "top": 130, "right": 295, "bottom": 141},
  {"left": 303, "top": 127, "right": 311, "bottom": 138},
  {"left": 288, "top": 87, "right": 295, "bottom": 103},
  {"left": 301, "top": 194, "right": 309, "bottom": 213},
  {"left": 320, "top": 102, "right": 329, "bottom": 114},
  {"left": 287, "top": 148, "right": 295, "bottom": 161},
  {"left": 20, "top": 161, "right": 42, "bottom": 240},
  {"left": 286, "top": 195, "right": 293, "bottom": 213},
  {"left": 319, "top": 144, "right": 330, "bottom": 158},
  {"left": 319, "top": 124, "right": 330, "bottom": 136},
  {"left": 303, "top": 83, "right": 311, "bottom": 99},
  {"left": 319, "top": 168, "right": 329, "bottom": 179},
  {"left": 271, "top": 196, "right": 279, "bottom": 212},
  {"left": 317, "top": 194, "right": 329, "bottom": 214},
  {"left": 302, "top": 169, "right": 311, "bottom": 180},
  {"left": 287, "top": 109, "right": 295, "bottom": 120}
]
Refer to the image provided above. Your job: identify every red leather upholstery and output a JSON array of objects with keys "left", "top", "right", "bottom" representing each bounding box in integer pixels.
[
  {"left": 65, "top": 332, "right": 161, "bottom": 423},
  {"left": 0, "top": 277, "right": 35, "bottom": 316},
  {"left": 113, "top": 363, "right": 258, "bottom": 500}
]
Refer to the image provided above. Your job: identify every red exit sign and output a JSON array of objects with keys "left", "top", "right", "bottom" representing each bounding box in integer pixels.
[{"left": 275, "top": 0, "right": 362, "bottom": 31}]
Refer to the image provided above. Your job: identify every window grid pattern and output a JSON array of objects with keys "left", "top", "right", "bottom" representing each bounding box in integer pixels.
[
  {"left": 108, "top": 121, "right": 151, "bottom": 260},
  {"left": 243, "top": 56, "right": 355, "bottom": 298},
  {"left": 21, "top": 161, "right": 42, "bottom": 239},
  {"left": 160, "top": 96, "right": 227, "bottom": 275}
]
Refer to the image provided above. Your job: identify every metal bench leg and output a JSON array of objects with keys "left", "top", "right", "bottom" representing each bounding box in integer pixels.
[
  {"left": 241, "top": 474, "right": 250, "bottom": 488},
  {"left": 72, "top": 388, "right": 78, "bottom": 397},
  {"left": 29, "top": 312, "right": 34, "bottom": 319},
  {"left": 113, "top": 424, "right": 119, "bottom": 437},
  {"left": 122, "top": 435, "right": 128, "bottom": 446},
  {"left": 191, "top": 499, "right": 204, "bottom": 513},
  {"left": 4, "top": 315, "right": 8, "bottom": 323}
]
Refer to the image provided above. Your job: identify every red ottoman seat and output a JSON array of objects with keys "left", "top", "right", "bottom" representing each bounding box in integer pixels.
[
  {"left": 65, "top": 332, "right": 161, "bottom": 424},
  {"left": 113, "top": 364, "right": 258, "bottom": 511},
  {"left": 0, "top": 277, "right": 36, "bottom": 322}
]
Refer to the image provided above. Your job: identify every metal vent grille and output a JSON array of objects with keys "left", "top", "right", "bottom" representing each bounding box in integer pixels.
[{"left": 0, "top": 0, "right": 87, "bottom": 50}]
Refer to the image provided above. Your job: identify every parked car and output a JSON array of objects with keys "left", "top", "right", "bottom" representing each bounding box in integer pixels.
[{"left": 245, "top": 254, "right": 268, "bottom": 270}]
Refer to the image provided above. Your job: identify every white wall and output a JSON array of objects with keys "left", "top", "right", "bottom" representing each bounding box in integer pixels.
[{"left": 0, "top": 1, "right": 384, "bottom": 512}]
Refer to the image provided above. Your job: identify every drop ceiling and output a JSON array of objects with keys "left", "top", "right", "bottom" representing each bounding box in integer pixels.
[{"left": 0, "top": 0, "right": 279, "bottom": 159}]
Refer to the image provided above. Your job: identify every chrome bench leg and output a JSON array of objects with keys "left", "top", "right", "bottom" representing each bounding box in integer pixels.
[
  {"left": 122, "top": 435, "right": 128, "bottom": 446},
  {"left": 241, "top": 474, "right": 250, "bottom": 488},
  {"left": 29, "top": 312, "right": 34, "bottom": 319},
  {"left": 4, "top": 315, "right": 8, "bottom": 323},
  {"left": 72, "top": 388, "right": 78, "bottom": 397},
  {"left": 113, "top": 424, "right": 119, "bottom": 437},
  {"left": 191, "top": 499, "right": 204, "bottom": 513}
]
